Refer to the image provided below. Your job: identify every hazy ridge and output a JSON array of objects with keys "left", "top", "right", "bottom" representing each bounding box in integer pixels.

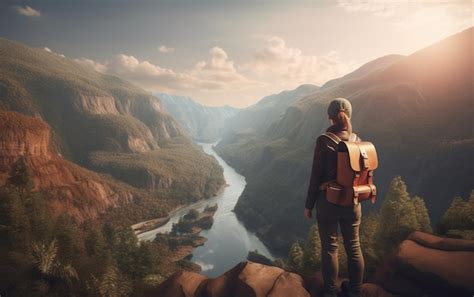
[{"left": 215, "top": 28, "right": 474, "bottom": 254}]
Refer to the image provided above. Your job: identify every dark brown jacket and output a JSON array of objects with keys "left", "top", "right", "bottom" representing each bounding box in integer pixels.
[{"left": 305, "top": 126, "right": 361, "bottom": 209}]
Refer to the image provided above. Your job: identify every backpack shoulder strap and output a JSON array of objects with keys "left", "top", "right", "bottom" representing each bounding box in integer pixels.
[
  {"left": 322, "top": 132, "right": 342, "bottom": 144},
  {"left": 349, "top": 133, "right": 358, "bottom": 142}
]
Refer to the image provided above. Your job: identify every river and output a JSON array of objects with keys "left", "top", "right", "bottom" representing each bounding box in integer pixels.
[{"left": 137, "top": 142, "right": 274, "bottom": 277}]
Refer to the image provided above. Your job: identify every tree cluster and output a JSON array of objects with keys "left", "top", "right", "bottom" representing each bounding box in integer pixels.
[{"left": 0, "top": 158, "right": 175, "bottom": 297}]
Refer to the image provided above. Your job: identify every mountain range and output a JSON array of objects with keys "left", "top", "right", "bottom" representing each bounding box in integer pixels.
[
  {"left": 214, "top": 27, "right": 474, "bottom": 254},
  {"left": 0, "top": 38, "right": 225, "bottom": 223}
]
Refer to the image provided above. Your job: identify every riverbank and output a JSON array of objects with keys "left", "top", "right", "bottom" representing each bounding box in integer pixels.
[
  {"left": 133, "top": 143, "right": 274, "bottom": 277},
  {"left": 151, "top": 205, "right": 219, "bottom": 272},
  {"left": 131, "top": 183, "right": 228, "bottom": 236}
]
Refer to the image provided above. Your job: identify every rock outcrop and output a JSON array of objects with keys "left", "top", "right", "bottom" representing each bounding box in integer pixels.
[
  {"left": 375, "top": 231, "right": 474, "bottom": 297},
  {"left": 150, "top": 262, "right": 312, "bottom": 297},
  {"left": 149, "top": 261, "right": 393, "bottom": 297},
  {"left": 153, "top": 232, "right": 474, "bottom": 297},
  {"left": 77, "top": 94, "right": 119, "bottom": 115},
  {"left": 0, "top": 111, "right": 135, "bottom": 221}
]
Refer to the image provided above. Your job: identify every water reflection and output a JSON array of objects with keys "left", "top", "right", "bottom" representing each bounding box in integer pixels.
[{"left": 137, "top": 142, "right": 274, "bottom": 277}]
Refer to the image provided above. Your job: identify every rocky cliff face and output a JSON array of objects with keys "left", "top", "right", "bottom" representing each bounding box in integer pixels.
[
  {"left": 0, "top": 111, "right": 135, "bottom": 221},
  {"left": 151, "top": 232, "right": 474, "bottom": 297},
  {"left": 0, "top": 38, "right": 225, "bottom": 207},
  {"left": 0, "top": 36, "right": 186, "bottom": 162},
  {"left": 77, "top": 94, "right": 120, "bottom": 115},
  {"left": 158, "top": 93, "right": 239, "bottom": 142}
]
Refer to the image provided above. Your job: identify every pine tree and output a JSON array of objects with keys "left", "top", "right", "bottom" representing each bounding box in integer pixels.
[
  {"left": 85, "top": 226, "right": 108, "bottom": 259},
  {"left": 412, "top": 196, "right": 432, "bottom": 233},
  {"left": 0, "top": 188, "right": 32, "bottom": 249},
  {"left": 440, "top": 192, "right": 474, "bottom": 232},
  {"left": 7, "top": 157, "right": 33, "bottom": 191},
  {"left": 112, "top": 228, "right": 141, "bottom": 279},
  {"left": 91, "top": 264, "right": 131, "bottom": 297},
  {"left": 374, "top": 176, "right": 418, "bottom": 258},
  {"left": 360, "top": 212, "right": 380, "bottom": 275},
  {"left": 288, "top": 241, "right": 304, "bottom": 271},
  {"left": 54, "top": 214, "right": 84, "bottom": 263},
  {"left": 303, "top": 224, "right": 321, "bottom": 272},
  {"left": 24, "top": 192, "right": 53, "bottom": 243}
]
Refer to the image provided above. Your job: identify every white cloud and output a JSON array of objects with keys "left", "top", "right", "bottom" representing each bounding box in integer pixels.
[
  {"left": 337, "top": 0, "right": 400, "bottom": 17},
  {"left": 99, "top": 47, "right": 259, "bottom": 92},
  {"left": 338, "top": 0, "right": 471, "bottom": 29},
  {"left": 74, "top": 57, "right": 108, "bottom": 73},
  {"left": 242, "top": 36, "right": 357, "bottom": 87},
  {"left": 193, "top": 261, "right": 214, "bottom": 271},
  {"left": 157, "top": 45, "right": 175, "bottom": 53},
  {"left": 63, "top": 39, "right": 355, "bottom": 106},
  {"left": 189, "top": 47, "right": 257, "bottom": 88},
  {"left": 68, "top": 39, "right": 355, "bottom": 106},
  {"left": 14, "top": 5, "right": 41, "bottom": 17},
  {"left": 43, "top": 47, "right": 65, "bottom": 58}
]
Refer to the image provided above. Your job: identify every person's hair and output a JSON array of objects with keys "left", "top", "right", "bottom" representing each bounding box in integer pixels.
[{"left": 331, "top": 111, "right": 352, "bottom": 133}]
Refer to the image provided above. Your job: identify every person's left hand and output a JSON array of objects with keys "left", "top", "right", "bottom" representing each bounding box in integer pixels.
[{"left": 304, "top": 208, "right": 313, "bottom": 220}]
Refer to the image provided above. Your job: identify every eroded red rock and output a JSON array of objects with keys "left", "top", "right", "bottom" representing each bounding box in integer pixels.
[{"left": 0, "top": 111, "right": 135, "bottom": 221}]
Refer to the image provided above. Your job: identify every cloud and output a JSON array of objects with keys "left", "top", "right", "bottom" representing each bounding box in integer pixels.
[
  {"left": 189, "top": 47, "right": 257, "bottom": 88},
  {"left": 193, "top": 261, "right": 214, "bottom": 271},
  {"left": 242, "top": 36, "right": 357, "bottom": 87},
  {"left": 337, "top": 0, "right": 400, "bottom": 17},
  {"left": 43, "top": 47, "right": 65, "bottom": 58},
  {"left": 157, "top": 45, "right": 175, "bottom": 53},
  {"left": 99, "top": 47, "right": 259, "bottom": 92},
  {"left": 63, "top": 39, "right": 355, "bottom": 106},
  {"left": 74, "top": 57, "right": 108, "bottom": 73},
  {"left": 14, "top": 5, "right": 41, "bottom": 17},
  {"left": 70, "top": 39, "right": 354, "bottom": 106},
  {"left": 337, "top": 0, "right": 471, "bottom": 25}
]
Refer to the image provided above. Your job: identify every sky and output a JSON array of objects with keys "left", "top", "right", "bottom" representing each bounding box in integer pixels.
[{"left": 0, "top": 0, "right": 472, "bottom": 107}]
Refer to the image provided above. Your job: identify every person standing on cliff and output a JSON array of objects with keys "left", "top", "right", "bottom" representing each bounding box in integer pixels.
[{"left": 304, "top": 98, "right": 364, "bottom": 297}]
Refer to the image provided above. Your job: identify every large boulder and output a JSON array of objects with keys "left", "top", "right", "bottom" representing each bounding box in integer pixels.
[
  {"left": 375, "top": 231, "right": 474, "bottom": 297},
  {"left": 153, "top": 262, "right": 311, "bottom": 297}
]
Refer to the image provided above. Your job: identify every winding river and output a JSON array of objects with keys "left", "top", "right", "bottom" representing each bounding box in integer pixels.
[{"left": 137, "top": 142, "right": 274, "bottom": 277}]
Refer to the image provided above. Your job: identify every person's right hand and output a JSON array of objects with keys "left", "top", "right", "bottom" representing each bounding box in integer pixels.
[{"left": 304, "top": 208, "right": 313, "bottom": 220}]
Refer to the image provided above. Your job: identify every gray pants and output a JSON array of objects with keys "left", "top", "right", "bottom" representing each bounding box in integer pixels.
[{"left": 316, "top": 196, "right": 364, "bottom": 297}]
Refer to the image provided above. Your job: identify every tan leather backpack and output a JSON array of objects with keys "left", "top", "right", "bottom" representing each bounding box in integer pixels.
[{"left": 322, "top": 132, "right": 378, "bottom": 206}]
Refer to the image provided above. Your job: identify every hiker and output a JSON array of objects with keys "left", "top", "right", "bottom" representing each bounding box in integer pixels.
[{"left": 304, "top": 98, "right": 365, "bottom": 297}]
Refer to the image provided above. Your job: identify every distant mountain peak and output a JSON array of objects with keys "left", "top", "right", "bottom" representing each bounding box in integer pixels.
[{"left": 156, "top": 92, "right": 239, "bottom": 142}]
